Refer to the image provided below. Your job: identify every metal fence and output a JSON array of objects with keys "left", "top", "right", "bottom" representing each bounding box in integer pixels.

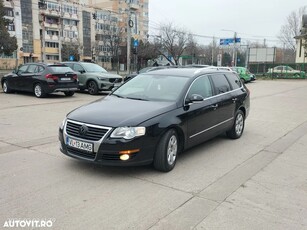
[{"left": 248, "top": 63, "right": 306, "bottom": 79}]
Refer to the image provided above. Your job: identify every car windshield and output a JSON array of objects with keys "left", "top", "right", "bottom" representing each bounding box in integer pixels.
[
  {"left": 81, "top": 63, "right": 107, "bottom": 73},
  {"left": 112, "top": 74, "right": 189, "bottom": 102},
  {"left": 139, "top": 67, "right": 154, "bottom": 73}
]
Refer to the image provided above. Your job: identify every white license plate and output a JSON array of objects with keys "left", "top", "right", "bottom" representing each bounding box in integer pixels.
[
  {"left": 66, "top": 137, "right": 93, "bottom": 152},
  {"left": 61, "top": 78, "right": 71, "bottom": 81}
]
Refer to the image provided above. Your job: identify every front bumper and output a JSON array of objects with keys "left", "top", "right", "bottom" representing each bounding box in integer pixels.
[{"left": 59, "top": 125, "right": 156, "bottom": 167}]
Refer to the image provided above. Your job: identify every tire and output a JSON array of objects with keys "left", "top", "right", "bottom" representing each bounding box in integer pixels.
[
  {"left": 2, "top": 80, "right": 12, "bottom": 93},
  {"left": 87, "top": 81, "right": 98, "bottom": 95},
  {"left": 294, "top": 73, "right": 300, "bottom": 78},
  {"left": 154, "top": 129, "right": 178, "bottom": 172},
  {"left": 34, "top": 83, "right": 46, "bottom": 98},
  {"left": 226, "top": 110, "right": 245, "bottom": 139},
  {"left": 64, "top": 91, "right": 75, "bottom": 97}
]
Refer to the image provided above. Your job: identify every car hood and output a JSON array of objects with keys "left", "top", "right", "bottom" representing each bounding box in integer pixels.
[
  {"left": 87, "top": 72, "right": 122, "bottom": 79},
  {"left": 67, "top": 95, "right": 177, "bottom": 127}
]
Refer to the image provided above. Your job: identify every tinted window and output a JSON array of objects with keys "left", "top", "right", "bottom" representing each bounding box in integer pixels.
[
  {"left": 211, "top": 74, "right": 231, "bottom": 94},
  {"left": 27, "top": 65, "right": 37, "bottom": 73},
  {"left": 49, "top": 66, "right": 73, "bottom": 73},
  {"left": 17, "top": 65, "right": 28, "bottom": 74},
  {"left": 187, "top": 75, "right": 213, "bottom": 98},
  {"left": 73, "top": 64, "right": 85, "bottom": 72},
  {"left": 225, "top": 73, "right": 242, "bottom": 90},
  {"left": 35, "top": 66, "right": 45, "bottom": 73}
]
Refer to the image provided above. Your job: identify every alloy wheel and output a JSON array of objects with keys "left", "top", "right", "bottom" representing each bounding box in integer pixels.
[
  {"left": 167, "top": 135, "right": 178, "bottom": 165},
  {"left": 235, "top": 113, "right": 244, "bottom": 136}
]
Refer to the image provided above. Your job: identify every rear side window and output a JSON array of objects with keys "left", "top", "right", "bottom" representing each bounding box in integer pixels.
[
  {"left": 225, "top": 73, "right": 242, "bottom": 90},
  {"left": 49, "top": 66, "right": 73, "bottom": 73},
  {"left": 211, "top": 74, "right": 231, "bottom": 95}
]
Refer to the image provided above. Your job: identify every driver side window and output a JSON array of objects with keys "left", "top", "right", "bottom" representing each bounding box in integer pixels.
[
  {"left": 73, "top": 64, "right": 85, "bottom": 73},
  {"left": 17, "top": 65, "right": 28, "bottom": 75},
  {"left": 187, "top": 76, "right": 213, "bottom": 99}
]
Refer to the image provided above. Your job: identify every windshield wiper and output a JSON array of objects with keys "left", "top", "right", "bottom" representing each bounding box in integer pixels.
[
  {"left": 125, "top": 97, "right": 148, "bottom": 101},
  {"left": 112, "top": 94, "right": 125, "bottom": 98}
]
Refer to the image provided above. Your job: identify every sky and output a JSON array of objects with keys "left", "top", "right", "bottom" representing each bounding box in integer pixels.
[{"left": 149, "top": 0, "right": 307, "bottom": 47}]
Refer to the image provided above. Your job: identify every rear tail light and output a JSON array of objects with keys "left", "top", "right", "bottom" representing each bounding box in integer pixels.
[
  {"left": 72, "top": 74, "right": 78, "bottom": 80},
  {"left": 45, "top": 74, "right": 59, "bottom": 81}
]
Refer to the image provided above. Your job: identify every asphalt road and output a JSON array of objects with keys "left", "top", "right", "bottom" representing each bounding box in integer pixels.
[{"left": 0, "top": 80, "right": 307, "bottom": 229}]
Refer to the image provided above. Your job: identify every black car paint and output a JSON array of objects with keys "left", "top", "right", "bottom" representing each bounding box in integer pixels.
[
  {"left": 59, "top": 68, "right": 250, "bottom": 167},
  {"left": 1, "top": 63, "right": 78, "bottom": 96}
]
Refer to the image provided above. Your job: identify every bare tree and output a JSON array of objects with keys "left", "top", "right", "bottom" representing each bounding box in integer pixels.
[
  {"left": 278, "top": 6, "right": 306, "bottom": 52},
  {"left": 157, "top": 23, "right": 189, "bottom": 65}
]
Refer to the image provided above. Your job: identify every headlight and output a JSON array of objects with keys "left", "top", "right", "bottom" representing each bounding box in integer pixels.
[
  {"left": 97, "top": 77, "right": 108, "bottom": 81},
  {"left": 110, "top": 127, "right": 146, "bottom": 140},
  {"left": 59, "top": 118, "right": 66, "bottom": 130}
]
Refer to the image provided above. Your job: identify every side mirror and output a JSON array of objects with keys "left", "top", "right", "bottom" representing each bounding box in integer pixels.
[
  {"left": 12, "top": 69, "right": 17, "bottom": 74},
  {"left": 185, "top": 94, "right": 204, "bottom": 104},
  {"left": 79, "top": 70, "right": 85, "bottom": 74}
]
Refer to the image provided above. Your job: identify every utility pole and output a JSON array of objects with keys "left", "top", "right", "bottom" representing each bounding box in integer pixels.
[
  {"left": 127, "top": 1, "right": 131, "bottom": 74},
  {"left": 41, "top": 13, "right": 46, "bottom": 62},
  {"left": 58, "top": 0, "right": 63, "bottom": 62},
  {"left": 211, "top": 36, "right": 214, "bottom": 66},
  {"left": 232, "top": 32, "right": 237, "bottom": 67}
]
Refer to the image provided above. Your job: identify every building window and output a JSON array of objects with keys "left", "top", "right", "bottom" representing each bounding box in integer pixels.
[
  {"left": 47, "top": 2, "right": 60, "bottom": 11},
  {"left": 46, "top": 30, "right": 59, "bottom": 36},
  {"left": 7, "top": 23, "right": 15, "bottom": 31},
  {"left": 45, "top": 42, "right": 59, "bottom": 48},
  {"left": 46, "top": 55, "right": 59, "bottom": 60},
  {"left": 4, "top": 8, "right": 14, "bottom": 17},
  {"left": 63, "top": 5, "right": 77, "bottom": 14}
]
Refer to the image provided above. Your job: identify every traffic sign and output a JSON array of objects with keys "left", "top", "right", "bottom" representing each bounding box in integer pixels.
[
  {"left": 133, "top": 40, "right": 139, "bottom": 47},
  {"left": 220, "top": 38, "right": 241, "bottom": 45},
  {"left": 69, "top": 55, "right": 74, "bottom": 61}
]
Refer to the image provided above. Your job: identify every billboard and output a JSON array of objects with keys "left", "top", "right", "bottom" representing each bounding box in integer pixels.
[{"left": 248, "top": 48, "right": 276, "bottom": 63}]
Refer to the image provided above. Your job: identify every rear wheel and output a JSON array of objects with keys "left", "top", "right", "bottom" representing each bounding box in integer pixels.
[
  {"left": 154, "top": 129, "right": 178, "bottom": 172},
  {"left": 226, "top": 110, "right": 245, "bottom": 139},
  {"left": 2, "top": 80, "right": 12, "bottom": 93},
  {"left": 64, "top": 91, "right": 75, "bottom": 97},
  {"left": 34, "top": 84, "right": 46, "bottom": 98},
  {"left": 294, "top": 73, "right": 300, "bottom": 78},
  {"left": 87, "top": 81, "right": 98, "bottom": 95}
]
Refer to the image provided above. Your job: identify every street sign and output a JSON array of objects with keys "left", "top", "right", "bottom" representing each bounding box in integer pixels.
[
  {"left": 69, "top": 55, "right": 74, "bottom": 61},
  {"left": 219, "top": 38, "right": 241, "bottom": 45},
  {"left": 133, "top": 40, "right": 139, "bottom": 47}
]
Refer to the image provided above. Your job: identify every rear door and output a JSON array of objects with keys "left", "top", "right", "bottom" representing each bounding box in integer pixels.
[{"left": 209, "top": 73, "right": 236, "bottom": 133}]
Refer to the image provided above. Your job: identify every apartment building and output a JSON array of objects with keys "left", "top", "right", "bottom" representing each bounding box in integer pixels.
[{"left": 1, "top": 0, "right": 149, "bottom": 70}]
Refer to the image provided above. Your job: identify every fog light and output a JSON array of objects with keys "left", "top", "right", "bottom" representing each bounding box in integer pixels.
[
  {"left": 120, "top": 154, "right": 130, "bottom": 161},
  {"left": 119, "top": 149, "right": 140, "bottom": 154}
]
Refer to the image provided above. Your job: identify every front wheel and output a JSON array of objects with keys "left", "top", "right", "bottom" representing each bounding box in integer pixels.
[
  {"left": 226, "top": 110, "right": 245, "bottom": 139},
  {"left": 87, "top": 81, "right": 98, "bottom": 95},
  {"left": 64, "top": 91, "right": 75, "bottom": 97},
  {"left": 154, "top": 129, "right": 178, "bottom": 172},
  {"left": 2, "top": 80, "right": 12, "bottom": 93}
]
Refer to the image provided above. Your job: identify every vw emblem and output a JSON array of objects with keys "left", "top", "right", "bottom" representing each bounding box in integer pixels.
[{"left": 79, "top": 124, "right": 88, "bottom": 136}]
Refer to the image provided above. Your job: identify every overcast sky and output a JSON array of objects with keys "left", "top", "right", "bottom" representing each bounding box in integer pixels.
[{"left": 149, "top": 0, "right": 307, "bottom": 47}]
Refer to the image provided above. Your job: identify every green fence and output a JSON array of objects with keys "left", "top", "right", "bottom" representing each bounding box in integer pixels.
[{"left": 248, "top": 63, "right": 306, "bottom": 79}]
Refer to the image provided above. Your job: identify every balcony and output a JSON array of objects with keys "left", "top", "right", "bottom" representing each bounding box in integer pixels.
[
  {"left": 45, "top": 47, "right": 59, "bottom": 54},
  {"left": 130, "top": 3, "right": 139, "bottom": 10},
  {"left": 43, "top": 9, "right": 61, "bottom": 17}
]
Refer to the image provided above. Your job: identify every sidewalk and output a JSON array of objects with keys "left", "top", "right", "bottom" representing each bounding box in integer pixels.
[{"left": 195, "top": 123, "right": 307, "bottom": 229}]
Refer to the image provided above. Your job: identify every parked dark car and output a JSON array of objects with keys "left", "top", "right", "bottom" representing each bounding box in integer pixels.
[
  {"left": 59, "top": 68, "right": 250, "bottom": 172},
  {"left": 1, "top": 63, "right": 78, "bottom": 98},
  {"left": 62, "top": 62, "right": 123, "bottom": 94}
]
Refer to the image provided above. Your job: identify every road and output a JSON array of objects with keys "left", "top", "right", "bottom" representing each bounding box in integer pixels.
[{"left": 0, "top": 80, "right": 307, "bottom": 229}]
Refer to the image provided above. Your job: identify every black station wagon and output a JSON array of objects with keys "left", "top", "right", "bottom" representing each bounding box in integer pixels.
[{"left": 59, "top": 68, "right": 250, "bottom": 172}]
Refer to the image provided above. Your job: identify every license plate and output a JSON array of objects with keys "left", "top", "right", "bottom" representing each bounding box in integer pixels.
[
  {"left": 66, "top": 137, "right": 93, "bottom": 152},
  {"left": 61, "top": 78, "right": 71, "bottom": 81}
]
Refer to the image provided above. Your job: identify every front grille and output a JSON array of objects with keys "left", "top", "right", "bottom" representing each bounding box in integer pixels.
[
  {"left": 67, "top": 147, "right": 96, "bottom": 160},
  {"left": 66, "top": 121, "right": 109, "bottom": 141},
  {"left": 102, "top": 153, "right": 137, "bottom": 161},
  {"left": 109, "top": 78, "right": 122, "bottom": 83}
]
